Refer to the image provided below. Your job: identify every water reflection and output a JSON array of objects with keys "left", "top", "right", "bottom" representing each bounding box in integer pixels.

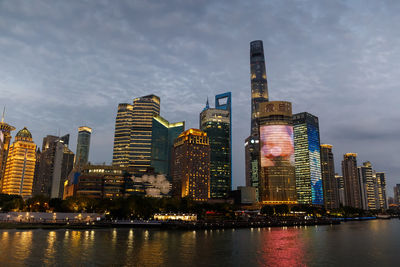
[{"left": 258, "top": 228, "right": 306, "bottom": 267}]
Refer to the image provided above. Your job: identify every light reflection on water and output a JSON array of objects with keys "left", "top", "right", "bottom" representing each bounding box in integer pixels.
[{"left": 0, "top": 220, "right": 399, "bottom": 266}]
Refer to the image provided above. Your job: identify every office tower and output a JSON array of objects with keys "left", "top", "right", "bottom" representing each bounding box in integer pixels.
[
  {"left": 33, "top": 134, "right": 74, "bottom": 198},
  {"left": 112, "top": 103, "right": 134, "bottom": 167},
  {"left": 75, "top": 126, "right": 92, "bottom": 167},
  {"left": 171, "top": 129, "right": 210, "bottom": 201},
  {"left": 151, "top": 115, "right": 184, "bottom": 181},
  {"left": 130, "top": 95, "right": 160, "bottom": 172},
  {"left": 320, "top": 144, "right": 339, "bottom": 210},
  {"left": 375, "top": 172, "right": 387, "bottom": 210},
  {"left": 336, "top": 174, "right": 345, "bottom": 206},
  {"left": 245, "top": 40, "right": 269, "bottom": 200},
  {"left": 200, "top": 92, "right": 231, "bottom": 198},
  {"left": 258, "top": 101, "right": 297, "bottom": 204},
  {"left": 0, "top": 114, "right": 15, "bottom": 191},
  {"left": 293, "top": 112, "right": 323, "bottom": 205},
  {"left": 342, "top": 153, "right": 362, "bottom": 209},
  {"left": 2, "top": 127, "right": 36, "bottom": 198},
  {"left": 393, "top": 184, "right": 400, "bottom": 204}
]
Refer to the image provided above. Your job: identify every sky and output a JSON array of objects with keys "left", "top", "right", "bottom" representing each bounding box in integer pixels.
[{"left": 0, "top": 0, "right": 399, "bottom": 196}]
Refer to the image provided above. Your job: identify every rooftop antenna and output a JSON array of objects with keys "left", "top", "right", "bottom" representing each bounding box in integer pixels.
[{"left": 1, "top": 106, "right": 5, "bottom": 123}]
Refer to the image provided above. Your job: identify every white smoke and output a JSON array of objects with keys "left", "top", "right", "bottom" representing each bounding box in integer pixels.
[{"left": 132, "top": 174, "right": 171, "bottom": 197}]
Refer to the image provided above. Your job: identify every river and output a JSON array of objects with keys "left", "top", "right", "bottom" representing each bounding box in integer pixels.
[{"left": 0, "top": 219, "right": 399, "bottom": 266}]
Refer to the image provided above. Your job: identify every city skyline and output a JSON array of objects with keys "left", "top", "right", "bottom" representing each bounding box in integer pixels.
[{"left": 0, "top": 1, "right": 399, "bottom": 194}]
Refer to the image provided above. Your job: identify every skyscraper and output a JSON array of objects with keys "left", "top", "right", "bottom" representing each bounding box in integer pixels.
[
  {"left": 0, "top": 114, "right": 15, "bottom": 191},
  {"left": 293, "top": 112, "right": 323, "bottom": 205},
  {"left": 342, "top": 153, "right": 362, "bottom": 209},
  {"left": 2, "top": 127, "right": 37, "bottom": 198},
  {"left": 200, "top": 92, "right": 231, "bottom": 198},
  {"left": 75, "top": 126, "right": 92, "bottom": 167},
  {"left": 171, "top": 129, "right": 210, "bottom": 201},
  {"left": 151, "top": 115, "right": 184, "bottom": 181},
  {"left": 130, "top": 95, "right": 160, "bottom": 172},
  {"left": 320, "top": 144, "right": 339, "bottom": 210},
  {"left": 375, "top": 172, "right": 387, "bottom": 210},
  {"left": 358, "top": 161, "right": 378, "bottom": 210},
  {"left": 335, "top": 174, "right": 345, "bottom": 206},
  {"left": 33, "top": 134, "right": 74, "bottom": 198},
  {"left": 258, "top": 101, "right": 297, "bottom": 204},
  {"left": 112, "top": 103, "right": 134, "bottom": 167},
  {"left": 394, "top": 184, "right": 400, "bottom": 204},
  {"left": 245, "top": 40, "right": 269, "bottom": 199}
]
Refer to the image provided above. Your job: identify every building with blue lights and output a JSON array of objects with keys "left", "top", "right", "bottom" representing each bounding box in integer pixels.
[{"left": 293, "top": 112, "right": 323, "bottom": 205}]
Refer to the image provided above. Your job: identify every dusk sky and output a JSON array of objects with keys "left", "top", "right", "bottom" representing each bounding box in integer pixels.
[{"left": 1, "top": 0, "right": 399, "bottom": 195}]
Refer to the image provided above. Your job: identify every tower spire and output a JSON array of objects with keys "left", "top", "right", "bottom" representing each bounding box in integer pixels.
[{"left": 206, "top": 97, "right": 209, "bottom": 109}]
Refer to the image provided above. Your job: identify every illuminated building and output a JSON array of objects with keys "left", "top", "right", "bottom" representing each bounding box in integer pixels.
[
  {"left": 2, "top": 127, "right": 37, "bottom": 198},
  {"left": 200, "top": 92, "right": 231, "bottom": 198},
  {"left": 394, "top": 184, "right": 400, "bottom": 204},
  {"left": 112, "top": 103, "right": 134, "bottom": 167},
  {"left": 33, "top": 134, "right": 74, "bottom": 198},
  {"left": 130, "top": 95, "right": 160, "bottom": 172},
  {"left": 320, "top": 144, "right": 339, "bottom": 210},
  {"left": 75, "top": 126, "right": 92, "bottom": 167},
  {"left": 151, "top": 115, "right": 184, "bottom": 181},
  {"left": 375, "top": 172, "right": 387, "bottom": 210},
  {"left": 171, "top": 129, "right": 210, "bottom": 201},
  {"left": 258, "top": 101, "right": 297, "bottom": 204},
  {"left": 0, "top": 113, "right": 15, "bottom": 191},
  {"left": 358, "top": 161, "right": 379, "bottom": 210},
  {"left": 293, "top": 112, "right": 323, "bottom": 205},
  {"left": 154, "top": 213, "right": 197, "bottom": 221},
  {"left": 245, "top": 40, "right": 269, "bottom": 200},
  {"left": 245, "top": 136, "right": 260, "bottom": 201},
  {"left": 335, "top": 174, "right": 345, "bottom": 206},
  {"left": 341, "top": 153, "right": 362, "bottom": 209}
]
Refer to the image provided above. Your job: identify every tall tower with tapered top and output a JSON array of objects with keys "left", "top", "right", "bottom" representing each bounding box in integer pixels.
[{"left": 250, "top": 40, "right": 269, "bottom": 135}]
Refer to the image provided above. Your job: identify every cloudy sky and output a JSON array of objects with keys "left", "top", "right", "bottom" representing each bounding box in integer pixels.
[{"left": 1, "top": 0, "right": 399, "bottom": 195}]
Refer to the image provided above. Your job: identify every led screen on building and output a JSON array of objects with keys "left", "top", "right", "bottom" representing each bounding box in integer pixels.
[{"left": 260, "top": 125, "right": 294, "bottom": 167}]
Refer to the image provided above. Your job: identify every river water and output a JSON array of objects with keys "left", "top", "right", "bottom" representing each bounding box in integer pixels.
[{"left": 0, "top": 219, "right": 399, "bottom": 266}]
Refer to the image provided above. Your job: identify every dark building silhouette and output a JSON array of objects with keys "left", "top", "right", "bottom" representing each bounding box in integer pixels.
[
  {"left": 320, "top": 144, "right": 339, "bottom": 210},
  {"left": 342, "top": 153, "right": 362, "bottom": 209}
]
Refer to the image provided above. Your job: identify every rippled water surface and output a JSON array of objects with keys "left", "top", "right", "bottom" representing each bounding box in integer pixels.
[{"left": 0, "top": 220, "right": 399, "bottom": 266}]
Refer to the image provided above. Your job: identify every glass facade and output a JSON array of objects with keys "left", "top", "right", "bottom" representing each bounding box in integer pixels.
[
  {"left": 75, "top": 126, "right": 92, "bottom": 167},
  {"left": 151, "top": 115, "right": 184, "bottom": 181},
  {"left": 293, "top": 112, "right": 323, "bottom": 205},
  {"left": 375, "top": 172, "right": 387, "bottom": 210},
  {"left": 0, "top": 119, "right": 15, "bottom": 192},
  {"left": 320, "top": 144, "right": 339, "bottom": 210}
]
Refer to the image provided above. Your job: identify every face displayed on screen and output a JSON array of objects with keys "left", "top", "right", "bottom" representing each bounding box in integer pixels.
[{"left": 260, "top": 125, "right": 294, "bottom": 167}]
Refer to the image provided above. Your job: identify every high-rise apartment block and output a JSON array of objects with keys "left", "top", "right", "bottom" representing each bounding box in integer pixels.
[
  {"left": 342, "top": 153, "right": 362, "bottom": 209},
  {"left": 171, "top": 129, "right": 210, "bottom": 201},
  {"left": 358, "top": 161, "right": 379, "bottom": 210},
  {"left": 0, "top": 115, "right": 15, "bottom": 191},
  {"left": 200, "top": 92, "right": 231, "bottom": 198},
  {"left": 293, "top": 112, "right": 323, "bottom": 205},
  {"left": 75, "top": 126, "right": 92, "bottom": 167},
  {"left": 336, "top": 174, "right": 345, "bottom": 206},
  {"left": 375, "top": 172, "right": 387, "bottom": 210},
  {"left": 258, "top": 101, "right": 297, "bottom": 204},
  {"left": 151, "top": 115, "right": 184, "bottom": 181},
  {"left": 394, "top": 184, "right": 400, "bottom": 204},
  {"left": 320, "top": 144, "right": 339, "bottom": 210},
  {"left": 2, "top": 127, "right": 37, "bottom": 198},
  {"left": 245, "top": 40, "right": 269, "bottom": 200}
]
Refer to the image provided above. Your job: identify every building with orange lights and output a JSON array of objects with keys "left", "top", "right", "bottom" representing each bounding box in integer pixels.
[
  {"left": 258, "top": 101, "right": 297, "bottom": 205},
  {"left": 171, "top": 129, "right": 210, "bottom": 201},
  {"left": 0, "top": 115, "right": 15, "bottom": 191},
  {"left": 2, "top": 127, "right": 37, "bottom": 198}
]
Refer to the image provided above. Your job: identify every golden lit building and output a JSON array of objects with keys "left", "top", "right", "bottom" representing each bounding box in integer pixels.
[
  {"left": 0, "top": 115, "right": 16, "bottom": 191},
  {"left": 2, "top": 127, "right": 37, "bottom": 198},
  {"left": 171, "top": 129, "right": 210, "bottom": 201}
]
